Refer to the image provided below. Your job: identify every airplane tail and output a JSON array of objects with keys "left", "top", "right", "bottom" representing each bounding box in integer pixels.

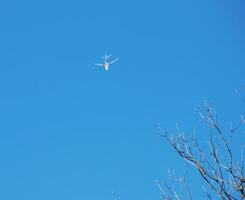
[{"left": 102, "top": 53, "right": 111, "bottom": 60}]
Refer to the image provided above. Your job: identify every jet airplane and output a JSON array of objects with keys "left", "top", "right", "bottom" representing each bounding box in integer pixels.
[{"left": 95, "top": 53, "right": 119, "bottom": 71}]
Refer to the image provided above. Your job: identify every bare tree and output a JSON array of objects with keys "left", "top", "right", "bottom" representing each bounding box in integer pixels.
[{"left": 157, "top": 100, "right": 245, "bottom": 200}]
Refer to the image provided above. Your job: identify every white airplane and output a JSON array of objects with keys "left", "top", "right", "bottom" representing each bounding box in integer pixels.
[{"left": 95, "top": 53, "right": 119, "bottom": 71}]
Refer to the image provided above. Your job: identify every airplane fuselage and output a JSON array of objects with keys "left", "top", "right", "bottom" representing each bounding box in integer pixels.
[{"left": 104, "top": 62, "right": 110, "bottom": 71}]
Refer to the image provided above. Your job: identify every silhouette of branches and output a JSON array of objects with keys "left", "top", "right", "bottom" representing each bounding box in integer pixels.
[{"left": 158, "top": 101, "right": 245, "bottom": 200}]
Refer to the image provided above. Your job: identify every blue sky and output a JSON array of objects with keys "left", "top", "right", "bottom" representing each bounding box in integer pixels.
[{"left": 0, "top": 0, "right": 244, "bottom": 199}]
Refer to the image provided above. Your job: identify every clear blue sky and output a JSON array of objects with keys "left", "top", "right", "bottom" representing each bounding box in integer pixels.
[{"left": 0, "top": 0, "right": 244, "bottom": 199}]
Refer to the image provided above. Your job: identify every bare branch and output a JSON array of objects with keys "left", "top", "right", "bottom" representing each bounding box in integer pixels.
[{"left": 158, "top": 101, "right": 245, "bottom": 200}]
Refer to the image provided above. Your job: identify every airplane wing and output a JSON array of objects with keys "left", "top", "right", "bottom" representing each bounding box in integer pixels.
[
  {"left": 95, "top": 63, "right": 104, "bottom": 67},
  {"left": 110, "top": 58, "right": 119, "bottom": 65}
]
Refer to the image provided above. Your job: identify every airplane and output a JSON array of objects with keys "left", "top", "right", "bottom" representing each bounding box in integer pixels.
[{"left": 95, "top": 53, "right": 119, "bottom": 71}]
